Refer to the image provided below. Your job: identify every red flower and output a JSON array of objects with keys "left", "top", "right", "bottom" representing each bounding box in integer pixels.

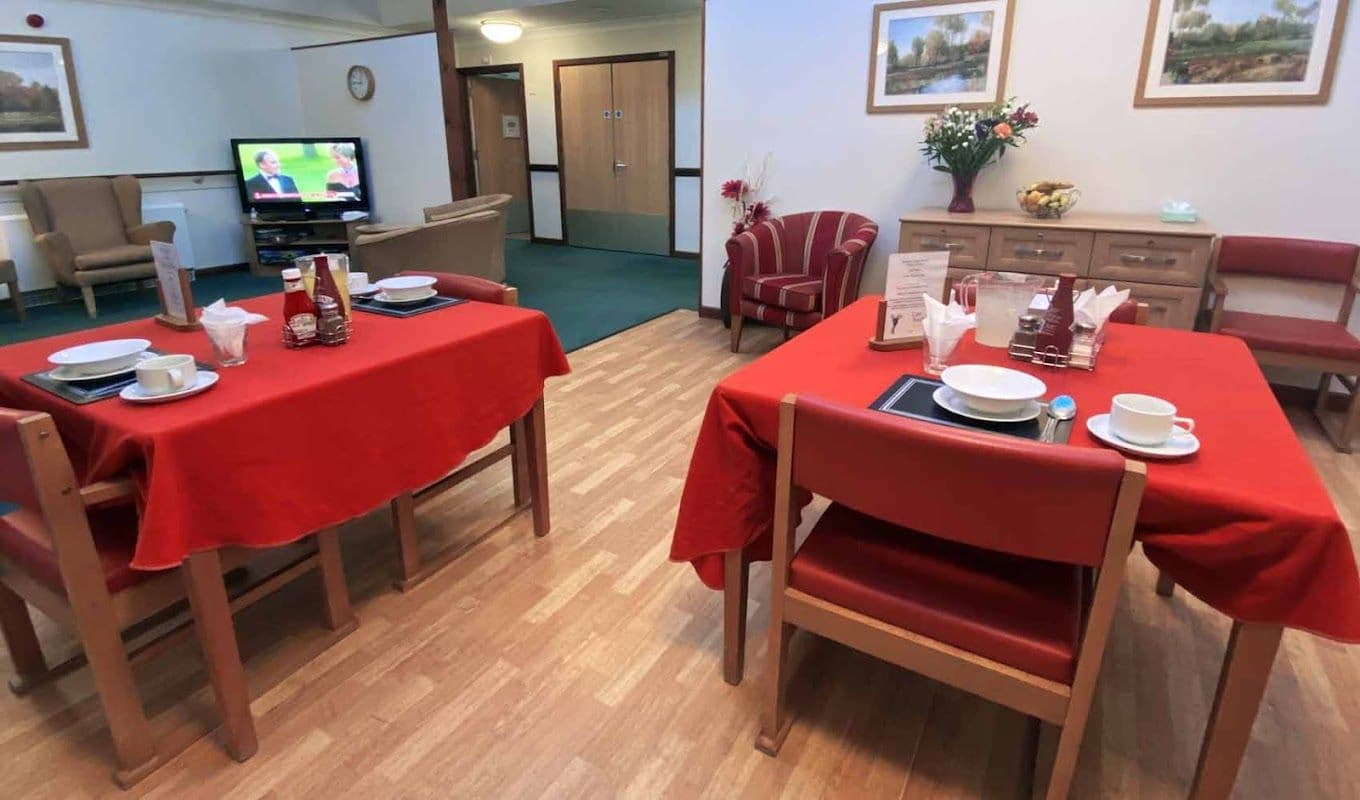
[
  {"left": 749, "top": 201, "right": 771, "bottom": 223},
  {"left": 721, "top": 179, "right": 748, "bottom": 200},
  {"left": 1009, "top": 105, "right": 1038, "bottom": 126}
]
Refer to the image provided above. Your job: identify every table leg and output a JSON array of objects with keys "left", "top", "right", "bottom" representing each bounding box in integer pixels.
[
  {"left": 524, "top": 397, "right": 550, "bottom": 537},
  {"left": 315, "top": 527, "right": 356, "bottom": 633},
  {"left": 510, "top": 419, "right": 531, "bottom": 509},
  {"left": 390, "top": 492, "right": 421, "bottom": 591},
  {"left": 1189, "top": 622, "right": 1283, "bottom": 800},
  {"left": 722, "top": 548, "right": 750, "bottom": 686},
  {"left": 182, "top": 550, "right": 258, "bottom": 762},
  {"left": 1156, "top": 569, "right": 1177, "bottom": 597}
]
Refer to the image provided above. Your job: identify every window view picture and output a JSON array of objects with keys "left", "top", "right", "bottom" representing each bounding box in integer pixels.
[
  {"left": 0, "top": 35, "right": 86, "bottom": 151},
  {"left": 1136, "top": 0, "right": 1351, "bottom": 106},
  {"left": 867, "top": 0, "right": 1014, "bottom": 113}
]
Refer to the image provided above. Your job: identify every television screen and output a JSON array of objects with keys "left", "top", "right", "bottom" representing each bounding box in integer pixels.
[{"left": 230, "top": 138, "right": 368, "bottom": 211}]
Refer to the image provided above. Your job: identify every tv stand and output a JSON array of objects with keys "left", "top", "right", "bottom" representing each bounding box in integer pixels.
[
  {"left": 242, "top": 213, "right": 372, "bottom": 277},
  {"left": 255, "top": 207, "right": 345, "bottom": 223}
]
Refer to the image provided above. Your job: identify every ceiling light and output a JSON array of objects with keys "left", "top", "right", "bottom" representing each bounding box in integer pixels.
[{"left": 480, "top": 20, "right": 523, "bottom": 44}]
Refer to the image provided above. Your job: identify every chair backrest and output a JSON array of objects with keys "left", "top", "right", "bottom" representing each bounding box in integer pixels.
[
  {"left": 1108, "top": 299, "right": 1148, "bottom": 325},
  {"left": 18, "top": 177, "right": 140, "bottom": 254},
  {"left": 775, "top": 211, "right": 877, "bottom": 278},
  {"left": 424, "top": 193, "right": 512, "bottom": 223},
  {"left": 0, "top": 408, "right": 91, "bottom": 554},
  {"left": 785, "top": 395, "right": 1135, "bottom": 567},
  {"left": 395, "top": 270, "right": 515, "bottom": 305},
  {"left": 355, "top": 210, "right": 504, "bottom": 282},
  {"left": 1216, "top": 236, "right": 1360, "bottom": 285}
]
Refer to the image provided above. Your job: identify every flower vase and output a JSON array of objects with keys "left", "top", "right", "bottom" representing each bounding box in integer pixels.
[{"left": 948, "top": 171, "right": 977, "bottom": 213}]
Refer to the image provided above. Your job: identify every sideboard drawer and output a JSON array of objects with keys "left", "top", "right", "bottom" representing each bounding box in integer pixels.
[
  {"left": 1090, "top": 233, "right": 1211, "bottom": 287},
  {"left": 1087, "top": 279, "right": 1204, "bottom": 330},
  {"left": 900, "top": 222, "right": 989, "bottom": 270},
  {"left": 988, "top": 227, "right": 1094, "bottom": 277}
]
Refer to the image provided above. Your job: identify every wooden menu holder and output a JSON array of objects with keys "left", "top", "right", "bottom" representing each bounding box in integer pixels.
[
  {"left": 155, "top": 266, "right": 200, "bottom": 331},
  {"left": 868, "top": 299, "right": 921, "bottom": 351}
]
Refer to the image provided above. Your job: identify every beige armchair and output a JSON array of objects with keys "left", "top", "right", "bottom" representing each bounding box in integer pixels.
[
  {"left": 18, "top": 176, "right": 174, "bottom": 318},
  {"left": 423, "top": 192, "right": 512, "bottom": 224},
  {"left": 355, "top": 210, "right": 507, "bottom": 282}
]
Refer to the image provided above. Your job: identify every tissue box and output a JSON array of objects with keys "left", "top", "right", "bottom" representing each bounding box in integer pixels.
[{"left": 1160, "top": 202, "right": 1198, "bottom": 224}]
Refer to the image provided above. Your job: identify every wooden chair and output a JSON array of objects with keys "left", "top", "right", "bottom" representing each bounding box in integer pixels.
[
  {"left": 757, "top": 395, "right": 1145, "bottom": 799},
  {"left": 1206, "top": 235, "right": 1360, "bottom": 452},
  {"left": 1108, "top": 299, "right": 1149, "bottom": 326},
  {"left": 386, "top": 271, "right": 549, "bottom": 591},
  {"left": 0, "top": 407, "right": 355, "bottom": 787}
]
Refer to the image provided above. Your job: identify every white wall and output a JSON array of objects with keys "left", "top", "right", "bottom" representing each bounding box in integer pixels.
[
  {"left": 457, "top": 13, "right": 703, "bottom": 250},
  {"left": 702, "top": 0, "right": 1360, "bottom": 312},
  {"left": 0, "top": 0, "right": 383, "bottom": 290}
]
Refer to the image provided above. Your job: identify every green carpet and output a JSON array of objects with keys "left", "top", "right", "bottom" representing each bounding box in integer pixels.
[{"left": 0, "top": 240, "right": 698, "bottom": 352}]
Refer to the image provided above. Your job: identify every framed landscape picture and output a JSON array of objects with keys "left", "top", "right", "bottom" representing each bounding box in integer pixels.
[
  {"left": 1136, "top": 0, "right": 1351, "bottom": 106},
  {"left": 0, "top": 35, "right": 87, "bottom": 151},
  {"left": 866, "top": 0, "right": 1015, "bottom": 114}
]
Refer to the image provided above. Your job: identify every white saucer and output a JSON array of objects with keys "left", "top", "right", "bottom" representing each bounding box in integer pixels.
[
  {"left": 933, "top": 386, "right": 1042, "bottom": 423},
  {"left": 1086, "top": 413, "right": 1199, "bottom": 459},
  {"left": 119, "top": 371, "right": 219, "bottom": 404},
  {"left": 349, "top": 284, "right": 380, "bottom": 297},
  {"left": 373, "top": 288, "right": 437, "bottom": 305},
  {"left": 48, "top": 352, "right": 154, "bottom": 382}
]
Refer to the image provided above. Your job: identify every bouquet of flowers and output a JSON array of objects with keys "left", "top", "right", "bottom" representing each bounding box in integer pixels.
[
  {"left": 921, "top": 100, "right": 1039, "bottom": 212},
  {"left": 721, "top": 156, "right": 774, "bottom": 235}
]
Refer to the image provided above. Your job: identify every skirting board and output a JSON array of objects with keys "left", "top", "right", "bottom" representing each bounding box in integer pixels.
[{"left": 698, "top": 305, "right": 721, "bottom": 319}]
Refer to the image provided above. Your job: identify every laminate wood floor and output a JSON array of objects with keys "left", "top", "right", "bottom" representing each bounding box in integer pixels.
[{"left": 1, "top": 311, "right": 1356, "bottom": 798}]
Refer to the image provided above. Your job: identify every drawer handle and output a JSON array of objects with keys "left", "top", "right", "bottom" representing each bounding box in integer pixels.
[
  {"left": 1119, "top": 253, "right": 1177, "bottom": 265},
  {"left": 922, "top": 238, "right": 963, "bottom": 251},
  {"left": 1014, "top": 246, "right": 1063, "bottom": 259}
]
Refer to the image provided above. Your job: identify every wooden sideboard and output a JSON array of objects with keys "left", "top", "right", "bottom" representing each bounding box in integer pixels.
[{"left": 900, "top": 209, "right": 1217, "bottom": 329}]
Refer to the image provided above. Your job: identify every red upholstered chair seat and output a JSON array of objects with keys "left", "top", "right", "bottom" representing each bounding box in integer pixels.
[
  {"left": 790, "top": 502, "right": 1085, "bottom": 683},
  {"left": 396, "top": 270, "right": 509, "bottom": 304},
  {"left": 0, "top": 503, "right": 150, "bottom": 594},
  {"left": 739, "top": 299, "right": 823, "bottom": 331},
  {"left": 742, "top": 274, "right": 822, "bottom": 313},
  {"left": 1217, "top": 310, "right": 1360, "bottom": 361}
]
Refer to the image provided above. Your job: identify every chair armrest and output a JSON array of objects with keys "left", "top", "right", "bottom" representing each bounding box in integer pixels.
[
  {"left": 126, "top": 220, "right": 174, "bottom": 245},
  {"left": 33, "top": 231, "right": 76, "bottom": 284},
  {"left": 353, "top": 223, "right": 410, "bottom": 238},
  {"left": 823, "top": 224, "right": 879, "bottom": 316},
  {"left": 80, "top": 477, "right": 136, "bottom": 506},
  {"left": 726, "top": 223, "right": 786, "bottom": 311},
  {"left": 424, "top": 197, "right": 487, "bottom": 222}
]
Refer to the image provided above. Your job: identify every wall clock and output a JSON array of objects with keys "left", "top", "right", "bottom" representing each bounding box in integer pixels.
[{"left": 348, "top": 65, "right": 375, "bottom": 101}]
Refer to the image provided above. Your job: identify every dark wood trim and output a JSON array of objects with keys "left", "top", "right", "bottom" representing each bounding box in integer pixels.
[
  {"left": 671, "top": 250, "right": 700, "bottom": 260},
  {"left": 1, "top": 169, "right": 234, "bottom": 187},
  {"left": 289, "top": 30, "right": 431, "bottom": 52},
  {"left": 553, "top": 51, "right": 677, "bottom": 68},
  {"left": 674, "top": 167, "right": 701, "bottom": 178},
  {"left": 531, "top": 236, "right": 566, "bottom": 246},
  {"left": 528, "top": 163, "right": 560, "bottom": 173},
  {"left": 552, "top": 60, "right": 569, "bottom": 245},
  {"left": 699, "top": 304, "right": 722, "bottom": 319},
  {"left": 457, "top": 63, "right": 534, "bottom": 239},
  {"left": 433, "top": 0, "right": 471, "bottom": 200},
  {"left": 697, "top": 1, "right": 707, "bottom": 314}
]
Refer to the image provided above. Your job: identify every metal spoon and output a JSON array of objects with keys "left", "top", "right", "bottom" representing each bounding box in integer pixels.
[{"left": 1041, "top": 394, "right": 1077, "bottom": 443}]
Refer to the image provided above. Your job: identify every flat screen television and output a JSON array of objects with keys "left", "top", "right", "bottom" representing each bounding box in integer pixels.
[{"left": 230, "top": 137, "right": 369, "bottom": 218}]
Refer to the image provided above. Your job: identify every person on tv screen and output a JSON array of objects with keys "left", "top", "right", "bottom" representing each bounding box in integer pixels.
[
  {"left": 324, "top": 142, "right": 361, "bottom": 199},
  {"left": 244, "top": 149, "right": 299, "bottom": 199}
]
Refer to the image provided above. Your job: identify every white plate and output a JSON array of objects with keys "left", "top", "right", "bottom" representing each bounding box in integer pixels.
[
  {"left": 349, "top": 284, "right": 380, "bottom": 297},
  {"left": 933, "top": 386, "right": 1042, "bottom": 423},
  {"left": 940, "top": 364, "right": 1047, "bottom": 415},
  {"left": 1086, "top": 413, "right": 1199, "bottom": 459},
  {"left": 373, "top": 288, "right": 437, "bottom": 305},
  {"left": 48, "top": 352, "right": 154, "bottom": 382},
  {"left": 119, "top": 371, "right": 219, "bottom": 404},
  {"left": 48, "top": 338, "right": 153, "bottom": 375}
]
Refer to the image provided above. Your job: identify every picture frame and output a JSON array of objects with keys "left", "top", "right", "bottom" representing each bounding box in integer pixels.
[
  {"left": 866, "top": 0, "right": 1016, "bottom": 114},
  {"left": 0, "top": 34, "right": 86, "bottom": 151},
  {"left": 1135, "top": 0, "right": 1351, "bottom": 107}
]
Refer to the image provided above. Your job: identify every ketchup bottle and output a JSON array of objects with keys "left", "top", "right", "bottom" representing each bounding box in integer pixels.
[
  {"left": 281, "top": 267, "right": 318, "bottom": 348},
  {"left": 312, "top": 254, "right": 342, "bottom": 310},
  {"left": 1035, "top": 272, "right": 1077, "bottom": 358}
]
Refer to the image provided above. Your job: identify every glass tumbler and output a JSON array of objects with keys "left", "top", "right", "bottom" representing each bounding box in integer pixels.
[
  {"left": 923, "top": 330, "right": 963, "bottom": 376},
  {"left": 204, "top": 321, "right": 249, "bottom": 367}
]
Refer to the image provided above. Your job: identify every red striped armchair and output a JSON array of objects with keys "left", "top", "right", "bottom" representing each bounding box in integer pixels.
[{"left": 727, "top": 211, "right": 878, "bottom": 352}]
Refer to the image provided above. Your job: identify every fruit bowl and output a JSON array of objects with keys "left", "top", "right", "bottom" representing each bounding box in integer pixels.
[{"left": 1018, "top": 181, "right": 1080, "bottom": 219}]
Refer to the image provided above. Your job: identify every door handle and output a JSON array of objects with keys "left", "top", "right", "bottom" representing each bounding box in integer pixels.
[{"left": 614, "top": 161, "right": 628, "bottom": 171}]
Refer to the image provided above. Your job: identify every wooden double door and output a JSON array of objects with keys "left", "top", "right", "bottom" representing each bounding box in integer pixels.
[{"left": 556, "top": 54, "right": 672, "bottom": 255}]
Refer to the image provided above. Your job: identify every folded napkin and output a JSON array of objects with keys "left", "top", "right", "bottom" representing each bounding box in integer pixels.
[
  {"left": 200, "top": 299, "right": 268, "bottom": 360},
  {"left": 1073, "top": 285, "right": 1130, "bottom": 332},
  {"left": 922, "top": 291, "right": 975, "bottom": 350}
]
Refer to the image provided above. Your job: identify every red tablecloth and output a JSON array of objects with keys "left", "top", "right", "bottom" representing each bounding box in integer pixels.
[
  {"left": 672, "top": 296, "right": 1360, "bottom": 643},
  {"left": 0, "top": 294, "right": 570, "bottom": 569}
]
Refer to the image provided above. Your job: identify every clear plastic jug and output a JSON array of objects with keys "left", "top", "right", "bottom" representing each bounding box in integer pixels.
[{"left": 956, "top": 271, "right": 1046, "bottom": 348}]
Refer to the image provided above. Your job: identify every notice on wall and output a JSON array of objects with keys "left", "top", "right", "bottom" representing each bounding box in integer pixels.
[
  {"left": 151, "top": 241, "right": 190, "bottom": 323},
  {"left": 880, "top": 251, "right": 949, "bottom": 341},
  {"left": 502, "top": 114, "right": 521, "bottom": 138}
]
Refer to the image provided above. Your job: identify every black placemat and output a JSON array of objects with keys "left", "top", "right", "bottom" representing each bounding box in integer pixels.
[
  {"left": 21, "top": 351, "right": 215, "bottom": 406},
  {"left": 869, "top": 374, "right": 1072, "bottom": 444},
  {"left": 352, "top": 295, "right": 466, "bottom": 318}
]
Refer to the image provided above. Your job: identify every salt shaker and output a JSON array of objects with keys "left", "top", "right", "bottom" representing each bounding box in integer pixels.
[
  {"left": 1069, "top": 321, "right": 1098, "bottom": 369},
  {"left": 316, "top": 296, "right": 350, "bottom": 346}
]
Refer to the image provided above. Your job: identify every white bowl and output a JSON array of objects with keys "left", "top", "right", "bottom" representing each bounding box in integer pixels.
[
  {"left": 940, "top": 364, "right": 1047, "bottom": 415},
  {"left": 48, "top": 338, "right": 152, "bottom": 376},
  {"left": 374, "top": 275, "right": 437, "bottom": 301}
]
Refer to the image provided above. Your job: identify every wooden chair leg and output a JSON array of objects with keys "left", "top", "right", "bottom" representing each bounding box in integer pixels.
[
  {"left": 315, "top": 527, "right": 356, "bottom": 633},
  {"left": 722, "top": 548, "right": 749, "bottom": 685},
  {"left": 1189, "top": 623, "right": 1283, "bottom": 800},
  {"left": 0, "top": 584, "right": 48, "bottom": 694},
  {"left": 524, "top": 397, "right": 550, "bottom": 537},
  {"left": 510, "top": 419, "right": 530, "bottom": 508},
  {"left": 781, "top": 325, "right": 791, "bottom": 342},
  {"left": 390, "top": 492, "right": 421, "bottom": 591},
  {"left": 80, "top": 286, "right": 97, "bottom": 319},
  {"left": 730, "top": 312, "right": 744, "bottom": 353},
  {"left": 74, "top": 602, "right": 159, "bottom": 785},
  {"left": 6, "top": 280, "right": 23, "bottom": 322},
  {"left": 182, "top": 550, "right": 258, "bottom": 763},
  {"left": 755, "top": 621, "right": 793, "bottom": 755},
  {"left": 1155, "top": 569, "right": 1177, "bottom": 597},
  {"left": 1312, "top": 373, "right": 1360, "bottom": 453},
  {"left": 1339, "top": 378, "right": 1360, "bottom": 454}
]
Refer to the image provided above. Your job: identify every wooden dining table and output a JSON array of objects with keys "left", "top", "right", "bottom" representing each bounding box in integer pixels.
[
  {"left": 671, "top": 296, "right": 1360, "bottom": 799},
  {"left": 0, "top": 293, "right": 570, "bottom": 761}
]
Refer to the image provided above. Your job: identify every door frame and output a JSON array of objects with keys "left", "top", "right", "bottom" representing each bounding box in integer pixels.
[
  {"left": 457, "top": 63, "right": 534, "bottom": 239},
  {"left": 552, "top": 50, "right": 677, "bottom": 256}
]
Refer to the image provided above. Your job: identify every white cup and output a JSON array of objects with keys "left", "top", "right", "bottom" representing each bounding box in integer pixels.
[
  {"left": 348, "top": 271, "right": 369, "bottom": 291},
  {"left": 1110, "top": 393, "right": 1194, "bottom": 446},
  {"left": 135, "top": 354, "right": 196, "bottom": 396}
]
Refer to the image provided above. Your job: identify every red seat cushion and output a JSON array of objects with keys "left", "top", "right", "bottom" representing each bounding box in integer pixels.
[
  {"left": 742, "top": 273, "right": 822, "bottom": 313},
  {"left": 1218, "top": 310, "right": 1360, "bottom": 362},
  {"left": 0, "top": 504, "right": 152, "bottom": 594},
  {"left": 739, "top": 298, "right": 822, "bottom": 331},
  {"left": 790, "top": 503, "right": 1086, "bottom": 684}
]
